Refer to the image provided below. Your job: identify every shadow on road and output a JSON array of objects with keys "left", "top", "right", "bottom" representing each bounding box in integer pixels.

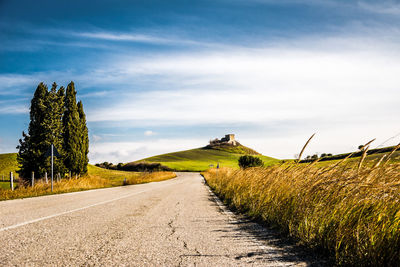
[{"left": 206, "top": 195, "right": 332, "bottom": 266}]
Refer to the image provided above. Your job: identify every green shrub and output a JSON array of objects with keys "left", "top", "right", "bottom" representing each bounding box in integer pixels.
[{"left": 238, "top": 155, "right": 264, "bottom": 169}]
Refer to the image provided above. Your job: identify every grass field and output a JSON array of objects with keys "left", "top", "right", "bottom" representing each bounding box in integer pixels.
[
  {"left": 0, "top": 153, "right": 176, "bottom": 200},
  {"left": 203, "top": 146, "right": 400, "bottom": 266},
  {"left": 135, "top": 147, "right": 279, "bottom": 171}
]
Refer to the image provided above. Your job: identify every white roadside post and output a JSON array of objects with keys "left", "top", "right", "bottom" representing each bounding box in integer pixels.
[
  {"left": 45, "top": 172, "right": 48, "bottom": 184},
  {"left": 31, "top": 171, "right": 34, "bottom": 187},
  {"left": 10, "top": 172, "right": 13, "bottom": 191},
  {"left": 51, "top": 144, "right": 54, "bottom": 192}
]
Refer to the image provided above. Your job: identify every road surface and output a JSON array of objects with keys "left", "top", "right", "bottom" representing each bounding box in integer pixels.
[{"left": 0, "top": 173, "right": 323, "bottom": 266}]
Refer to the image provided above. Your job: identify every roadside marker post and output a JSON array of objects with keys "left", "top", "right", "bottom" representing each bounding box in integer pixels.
[
  {"left": 45, "top": 143, "right": 60, "bottom": 192},
  {"left": 10, "top": 172, "right": 13, "bottom": 191},
  {"left": 45, "top": 172, "right": 48, "bottom": 184},
  {"left": 51, "top": 144, "right": 54, "bottom": 192},
  {"left": 31, "top": 171, "right": 34, "bottom": 187}
]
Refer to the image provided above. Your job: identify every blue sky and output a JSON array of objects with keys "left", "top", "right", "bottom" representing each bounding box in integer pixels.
[{"left": 1, "top": 0, "right": 400, "bottom": 163}]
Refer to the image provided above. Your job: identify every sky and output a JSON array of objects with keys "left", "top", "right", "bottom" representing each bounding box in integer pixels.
[{"left": 0, "top": 0, "right": 400, "bottom": 163}]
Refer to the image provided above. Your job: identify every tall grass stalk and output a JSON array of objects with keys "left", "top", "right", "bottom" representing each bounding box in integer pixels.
[{"left": 203, "top": 162, "right": 400, "bottom": 266}]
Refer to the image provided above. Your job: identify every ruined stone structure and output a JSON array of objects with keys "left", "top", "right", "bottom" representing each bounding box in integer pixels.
[
  {"left": 210, "top": 134, "right": 237, "bottom": 146},
  {"left": 221, "top": 134, "right": 236, "bottom": 145}
]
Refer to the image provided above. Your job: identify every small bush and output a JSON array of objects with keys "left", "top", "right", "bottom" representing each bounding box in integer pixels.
[{"left": 238, "top": 155, "right": 264, "bottom": 169}]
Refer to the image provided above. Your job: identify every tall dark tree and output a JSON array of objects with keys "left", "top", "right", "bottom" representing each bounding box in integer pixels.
[
  {"left": 43, "top": 82, "right": 66, "bottom": 174},
  {"left": 17, "top": 82, "right": 49, "bottom": 179},
  {"left": 77, "top": 101, "right": 89, "bottom": 174},
  {"left": 63, "top": 81, "right": 81, "bottom": 174}
]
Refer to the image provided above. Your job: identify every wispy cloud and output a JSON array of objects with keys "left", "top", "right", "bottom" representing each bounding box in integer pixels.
[
  {"left": 0, "top": 105, "right": 28, "bottom": 114},
  {"left": 77, "top": 32, "right": 168, "bottom": 43},
  {"left": 75, "top": 30, "right": 226, "bottom": 48},
  {"left": 359, "top": 1, "right": 400, "bottom": 15}
]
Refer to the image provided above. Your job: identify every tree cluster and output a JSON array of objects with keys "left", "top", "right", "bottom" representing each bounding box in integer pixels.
[
  {"left": 17, "top": 82, "right": 89, "bottom": 181},
  {"left": 304, "top": 153, "right": 333, "bottom": 160},
  {"left": 238, "top": 155, "right": 264, "bottom": 169},
  {"left": 95, "top": 162, "right": 171, "bottom": 172}
]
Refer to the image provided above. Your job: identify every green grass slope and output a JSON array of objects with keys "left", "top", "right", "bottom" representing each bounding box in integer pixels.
[
  {"left": 0, "top": 153, "right": 19, "bottom": 177},
  {"left": 135, "top": 146, "right": 279, "bottom": 171},
  {"left": 0, "top": 153, "right": 19, "bottom": 189}
]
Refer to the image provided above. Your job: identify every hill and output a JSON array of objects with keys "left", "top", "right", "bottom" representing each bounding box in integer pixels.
[{"left": 134, "top": 145, "right": 279, "bottom": 171}]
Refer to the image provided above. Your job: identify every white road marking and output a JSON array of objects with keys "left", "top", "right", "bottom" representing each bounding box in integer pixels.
[{"left": 0, "top": 182, "right": 179, "bottom": 232}]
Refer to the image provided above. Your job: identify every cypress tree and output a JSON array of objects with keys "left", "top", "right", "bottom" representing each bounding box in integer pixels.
[
  {"left": 43, "top": 82, "right": 66, "bottom": 175},
  {"left": 77, "top": 101, "right": 89, "bottom": 174},
  {"left": 63, "top": 82, "right": 81, "bottom": 174},
  {"left": 17, "top": 82, "right": 49, "bottom": 180}
]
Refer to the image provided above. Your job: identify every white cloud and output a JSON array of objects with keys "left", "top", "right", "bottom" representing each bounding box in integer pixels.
[
  {"left": 87, "top": 38, "right": 400, "bottom": 127},
  {"left": 3, "top": 27, "right": 400, "bottom": 159},
  {"left": 144, "top": 130, "right": 156, "bottom": 136},
  {"left": 83, "top": 34, "right": 400, "bottom": 159},
  {"left": 89, "top": 138, "right": 204, "bottom": 163}
]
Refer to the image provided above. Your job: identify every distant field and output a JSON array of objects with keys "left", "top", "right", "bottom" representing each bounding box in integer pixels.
[
  {"left": 135, "top": 147, "right": 280, "bottom": 171},
  {"left": 305, "top": 150, "right": 400, "bottom": 168}
]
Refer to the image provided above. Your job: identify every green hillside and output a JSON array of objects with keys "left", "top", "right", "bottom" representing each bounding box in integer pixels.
[
  {"left": 0, "top": 153, "right": 19, "bottom": 178},
  {"left": 0, "top": 153, "right": 18, "bottom": 189},
  {"left": 135, "top": 146, "right": 279, "bottom": 171}
]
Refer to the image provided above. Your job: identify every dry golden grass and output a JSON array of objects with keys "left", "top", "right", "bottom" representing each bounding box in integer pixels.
[
  {"left": 203, "top": 158, "right": 400, "bottom": 265},
  {"left": 0, "top": 171, "right": 176, "bottom": 201},
  {"left": 124, "top": 171, "right": 177, "bottom": 185}
]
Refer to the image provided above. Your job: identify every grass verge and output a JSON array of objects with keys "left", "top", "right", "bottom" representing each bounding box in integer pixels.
[
  {"left": 203, "top": 160, "right": 400, "bottom": 266},
  {"left": 0, "top": 166, "right": 176, "bottom": 201}
]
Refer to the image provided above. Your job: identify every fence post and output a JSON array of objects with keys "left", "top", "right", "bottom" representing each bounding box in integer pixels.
[
  {"left": 31, "top": 171, "right": 34, "bottom": 187},
  {"left": 10, "top": 172, "right": 14, "bottom": 191}
]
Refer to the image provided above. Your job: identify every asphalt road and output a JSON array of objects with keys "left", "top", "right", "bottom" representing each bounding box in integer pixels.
[{"left": 0, "top": 173, "right": 323, "bottom": 266}]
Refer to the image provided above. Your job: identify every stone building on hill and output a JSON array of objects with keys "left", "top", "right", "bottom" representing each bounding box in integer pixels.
[
  {"left": 221, "top": 134, "right": 236, "bottom": 145},
  {"left": 209, "top": 134, "right": 237, "bottom": 146}
]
